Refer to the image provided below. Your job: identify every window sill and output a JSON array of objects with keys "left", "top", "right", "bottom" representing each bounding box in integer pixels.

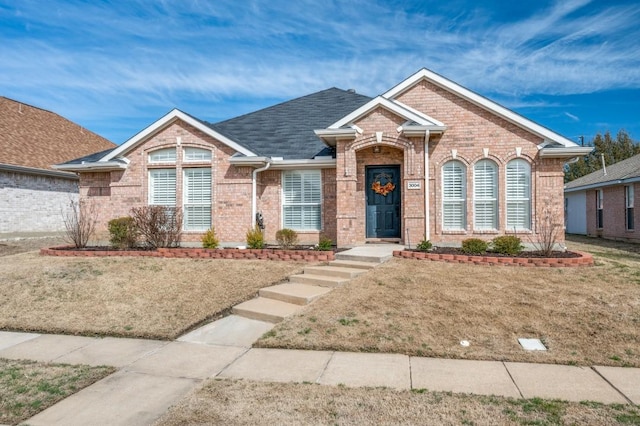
[
  {"left": 473, "top": 229, "right": 499, "bottom": 234},
  {"left": 442, "top": 230, "right": 467, "bottom": 235}
]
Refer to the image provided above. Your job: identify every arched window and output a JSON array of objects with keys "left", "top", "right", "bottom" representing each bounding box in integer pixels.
[
  {"left": 442, "top": 161, "right": 466, "bottom": 230},
  {"left": 506, "top": 159, "right": 531, "bottom": 230},
  {"left": 148, "top": 147, "right": 176, "bottom": 163},
  {"left": 474, "top": 160, "right": 498, "bottom": 230}
]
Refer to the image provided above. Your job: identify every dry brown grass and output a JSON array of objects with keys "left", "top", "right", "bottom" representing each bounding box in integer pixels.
[
  {"left": 0, "top": 237, "right": 66, "bottom": 257},
  {"left": 0, "top": 358, "right": 114, "bottom": 425},
  {"left": 257, "top": 236, "right": 640, "bottom": 367},
  {"left": 155, "top": 378, "right": 640, "bottom": 426},
  {"left": 0, "top": 251, "right": 306, "bottom": 339}
]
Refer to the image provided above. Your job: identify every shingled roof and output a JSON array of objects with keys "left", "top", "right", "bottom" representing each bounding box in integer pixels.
[
  {"left": 0, "top": 96, "right": 115, "bottom": 172},
  {"left": 208, "top": 88, "right": 372, "bottom": 159},
  {"left": 565, "top": 153, "right": 640, "bottom": 191}
]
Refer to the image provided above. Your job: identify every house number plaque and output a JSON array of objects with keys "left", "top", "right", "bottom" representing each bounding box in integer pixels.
[{"left": 407, "top": 181, "right": 421, "bottom": 190}]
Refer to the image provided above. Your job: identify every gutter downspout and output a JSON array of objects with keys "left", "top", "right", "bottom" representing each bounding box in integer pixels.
[
  {"left": 424, "top": 130, "right": 430, "bottom": 241},
  {"left": 252, "top": 160, "right": 271, "bottom": 227}
]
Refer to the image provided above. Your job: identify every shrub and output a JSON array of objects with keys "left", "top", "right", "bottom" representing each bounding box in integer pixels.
[
  {"left": 316, "top": 235, "right": 333, "bottom": 251},
  {"left": 461, "top": 238, "right": 488, "bottom": 254},
  {"left": 275, "top": 228, "right": 298, "bottom": 250},
  {"left": 246, "top": 225, "right": 264, "bottom": 249},
  {"left": 108, "top": 216, "right": 138, "bottom": 249},
  {"left": 416, "top": 239, "right": 433, "bottom": 252},
  {"left": 201, "top": 227, "right": 219, "bottom": 249},
  {"left": 130, "top": 206, "right": 182, "bottom": 249},
  {"left": 491, "top": 235, "right": 523, "bottom": 255},
  {"left": 62, "top": 199, "right": 97, "bottom": 248}
]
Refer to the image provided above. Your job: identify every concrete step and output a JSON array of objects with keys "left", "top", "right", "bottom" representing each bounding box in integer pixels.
[
  {"left": 334, "top": 252, "right": 391, "bottom": 263},
  {"left": 335, "top": 244, "right": 403, "bottom": 264},
  {"left": 329, "top": 259, "right": 379, "bottom": 270},
  {"left": 259, "top": 283, "right": 333, "bottom": 306},
  {"left": 232, "top": 297, "right": 301, "bottom": 323},
  {"left": 304, "top": 265, "right": 366, "bottom": 279},
  {"left": 288, "top": 273, "right": 350, "bottom": 288}
]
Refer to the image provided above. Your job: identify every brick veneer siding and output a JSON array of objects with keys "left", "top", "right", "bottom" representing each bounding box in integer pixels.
[
  {"left": 333, "top": 80, "right": 567, "bottom": 247},
  {"left": 585, "top": 183, "right": 639, "bottom": 242},
  {"left": 0, "top": 170, "right": 78, "bottom": 234}
]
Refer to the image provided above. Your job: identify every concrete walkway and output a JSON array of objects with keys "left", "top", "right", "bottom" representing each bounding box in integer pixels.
[{"left": 1, "top": 330, "right": 638, "bottom": 426}]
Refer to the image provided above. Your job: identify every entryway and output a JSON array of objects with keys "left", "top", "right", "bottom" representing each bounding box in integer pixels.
[{"left": 365, "top": 166, "right": 401, "bottom": 239}]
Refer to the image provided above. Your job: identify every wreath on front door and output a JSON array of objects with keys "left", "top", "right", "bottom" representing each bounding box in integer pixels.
[{"left": 371, "top": 173, "right": 396, "bottom": 196}]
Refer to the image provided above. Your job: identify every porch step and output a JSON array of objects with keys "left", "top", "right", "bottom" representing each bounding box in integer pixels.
[
  {"left": 259, "top": 283, "right": 332, "bottom": 306},
  {"left": 288, "top": 273, "right": 350, "bottom": 288},
  {"left": 329, "top": 260, "right": 379, "bottom": 270},
  {"left": 232, "top": 297, "right": 301, "bottom": 323},
  {"left": 304, "top": 265, "right": 366, "bottom": 279},
  {"left": 334, "top": 244, "right": 404, "bottom": 264}
]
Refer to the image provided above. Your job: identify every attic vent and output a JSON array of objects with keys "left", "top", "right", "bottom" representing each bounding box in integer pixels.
[{"left": 347, "top": 89, "right": 356, "bottom": 93}]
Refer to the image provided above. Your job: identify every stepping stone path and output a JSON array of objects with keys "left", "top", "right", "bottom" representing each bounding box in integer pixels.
[{"left": 232, "top": 257, "right": 380, "bottom": 323}]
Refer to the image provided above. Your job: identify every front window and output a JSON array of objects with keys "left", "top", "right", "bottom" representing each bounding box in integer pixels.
[
  {"left": 596, "top": 189, "right": 604, "bottom": 229},
  {"left": 149, "top": 148, "right": 176, "bottom": 163},
  {"left": 183, "top": 168, "right": 212, "bottom": 231},
  {"left": 442, "top": 161, "right": 466, "bottom": 230},
  {"left": 474, "top": 160, "right": 498, "bottom": 230},
  {"left": 506, "top": 159, "right": 531, "bottom": 230},
  {"left": 625, "top": 186, "right": 634, "bottom": 231},
  {"left": 184, "top": 147, "right": 212, "bottom": 162},
  {"left": 282, "top": 170, "right": 321, "bottom": 230},
  {"left": 149, "top": 169, "right": 176, "bottom": 206}
]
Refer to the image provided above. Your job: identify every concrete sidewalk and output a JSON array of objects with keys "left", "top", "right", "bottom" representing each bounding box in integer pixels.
[{"left": 0, "top": 331, "right": 638, "bottom": 426}]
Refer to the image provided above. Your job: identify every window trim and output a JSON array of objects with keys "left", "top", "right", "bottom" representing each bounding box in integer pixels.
[
  {"left": 596, "top": 189, "right": 604, "bottom": 230},
  {"left": 505, "top": 159, "right": 531, "bottom": 231},
  {"left": 441, "top": 160, "right": 467, "bottom": 231},
  {"left": 183, "top": 167, "right": 212, "bottom": 232},
  {"left": 473, "top": 159, "right": 498, "bottom": 230},
  {"left": 281, "top": 169, "right": 322, "bottom": 231},
  {"left": 148, "top": 147, "right": 177, "bottom": 164},
  {"left": 625, "top": 186, "right": 634, "bottom": 231}
]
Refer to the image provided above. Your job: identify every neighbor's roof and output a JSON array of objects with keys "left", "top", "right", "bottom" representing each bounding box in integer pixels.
[
  {"left": 209, "top": 88, "right": 371, "bottom": 159},
  {"left": 0, "top": 96, "right": 115, "bottom": 171},
  {"left": 564, "top": 153, "right": 640, "bottom": 192}
]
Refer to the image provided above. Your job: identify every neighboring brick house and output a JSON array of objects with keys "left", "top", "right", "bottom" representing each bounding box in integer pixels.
[
  {"left": 0, "top": 97, "right": 115, "bottom": 235},
  {"left": 564, "top": 153, "right": 640, "bottom": 242},
  {"left": 56, "top": 69, "right": 591, "bottom": 247}
]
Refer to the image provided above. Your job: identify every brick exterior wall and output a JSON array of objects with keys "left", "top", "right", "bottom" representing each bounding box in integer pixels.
[
  {"left": 585, "top": 183, "right": 639, "bottom": 242},
  {"left": 0, "top": 170, "right": 78, "bottom": 234},
  {"left": 334, "top": 79, "right": 567, "bottom": 247}
]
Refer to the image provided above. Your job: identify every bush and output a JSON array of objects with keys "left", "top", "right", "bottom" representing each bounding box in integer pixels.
[
  {"left": 491, "top": 235, "right": 523, "bottom": 255},
  {"left": 201, "top": 227, "right": 219, "bottom": 249},
  {"left": 461, "top": 238, "right": 488, "bottom": 254},
  {"left": 416, "top": 239, "right": 433, "bottom": 252},
  {"left": 316, "top": 235, "right": 333, "bottom": 251},
  {"left": 275, "top": 228, "right": 298, "bottom": 250},
  {"left": 130, "top": 206, "right": 182, "bottom": 249},
  {"left": 62, "top": 199, "right": 97, "bottom": 248},
  {"left": 108, "top": 216, "right": 138, "bottom": 249},
  {"left": 246, "top": 225, "right": 264, "bottom": 249}
]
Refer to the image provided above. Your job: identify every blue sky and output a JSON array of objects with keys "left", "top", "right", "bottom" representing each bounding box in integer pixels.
[{"left": 1, "top": 0, "right": 639, "bottom": 146}]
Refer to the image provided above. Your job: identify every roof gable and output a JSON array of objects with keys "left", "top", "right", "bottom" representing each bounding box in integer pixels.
[
  {"left": 328, "top": 96, "right": 445, "bottom": 129},
  {"left": 0, "top": 96, "right": 115, "bottom": 171},
  {"left": 383, "top": 68, "right": 580, "bottom": 148},
  {"left": 102, "top": 109, "right": 256, "bottom": 161}
]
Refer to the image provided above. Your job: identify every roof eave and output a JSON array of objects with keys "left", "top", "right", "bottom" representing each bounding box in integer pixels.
[
  {"left": 400, "top": 125, "right": 447, "bottom": 137},
  {"left": 52, "top": 162, "right": 128, "bottom": 172},
  {"left": 539, "top": 146, "right": 594, "bottom": 159},
  {"left": 0, "top": 163, "right": 78, "bottom": 180},
  {"left": 314, "top": 128, "right": 357, "bottom": 147},
  {"left": 565, "top": 175, "right": 640, "bottom": 193}
]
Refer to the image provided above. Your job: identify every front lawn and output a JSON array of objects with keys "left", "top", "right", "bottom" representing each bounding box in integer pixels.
[
  {"left": 154, "top": 379, "right": 640, "bottom": 425},
  {"left": 0, "top": 252, "right": 306, "bottom": 339},
  {"left": 0, "top": 358, "right": 114, "bottom": 425},
  {"left": 257, "top": 236, "right": 640, "bottom": 367}
]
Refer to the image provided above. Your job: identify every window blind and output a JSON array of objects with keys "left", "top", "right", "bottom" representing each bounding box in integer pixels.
[
  {"left": 149, "top": 169, "right": 176, "bottom": 206},
  {"left": 474, "top": 160, "right": 497, "bottom": 229},
  {"left": 442, "top": 161, "right": 466, "bottom": 230},
  {"left": 282, "top": 170, "right": 321, "bottom": 230},
  {"left": 506, "top": 159, "right": 530, "bottom": 230},
  {"left": 184, "top": 168, "right": 212, "bottom": 231}
]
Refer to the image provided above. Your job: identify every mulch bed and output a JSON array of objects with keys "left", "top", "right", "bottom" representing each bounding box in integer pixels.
[{"left": 421, "top": 247, "right": 581, "bottom": 258}]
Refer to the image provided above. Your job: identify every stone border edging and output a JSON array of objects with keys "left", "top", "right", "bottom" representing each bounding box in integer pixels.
[
  {"left": 393, "top": 250, "right": 593, "bottom": 267},
  {"left": 40, "top": 247, "right": 335, "bottom": 262}
]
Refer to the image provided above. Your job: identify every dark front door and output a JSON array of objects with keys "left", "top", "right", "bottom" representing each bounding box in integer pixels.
[{"left": 366, "top": 166, "right": 401, "bottom": 238}]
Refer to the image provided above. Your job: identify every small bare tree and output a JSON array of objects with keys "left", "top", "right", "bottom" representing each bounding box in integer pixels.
[
  {"left": 130, "top": 205, "right": 183, "bottom": 248},
  {"left": 530, "top": 200, "right": 562, "bottom": 256},
  {"left": 62, "top": 198, "right": 97, "bottom": 248}
]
